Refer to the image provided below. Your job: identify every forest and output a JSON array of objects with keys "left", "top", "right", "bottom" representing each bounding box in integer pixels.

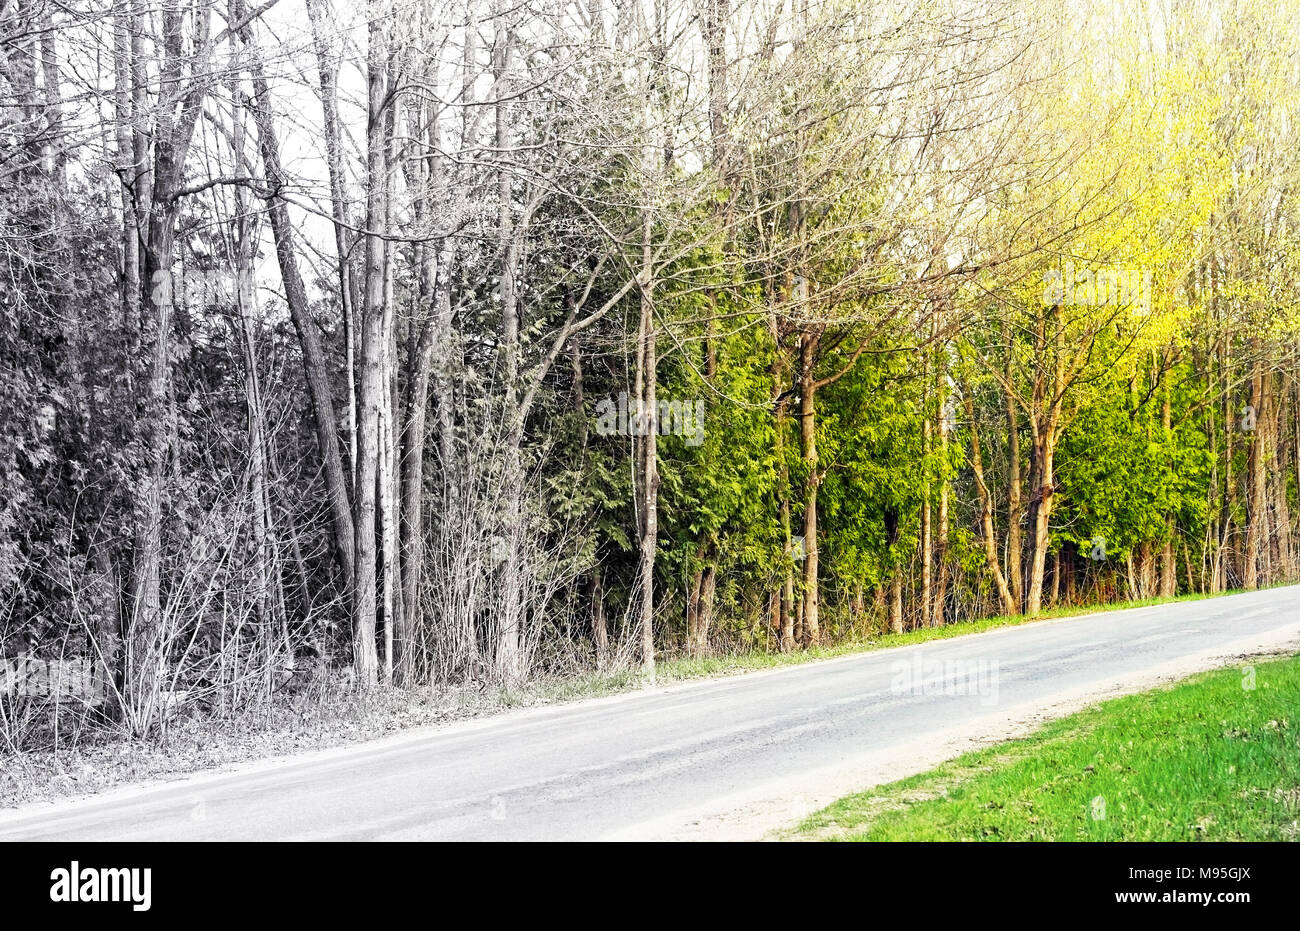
[{"left": 3, "top": 0, "right": 1300, "bottom": 744}]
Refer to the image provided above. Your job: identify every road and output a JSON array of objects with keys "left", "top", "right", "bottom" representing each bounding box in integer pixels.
[{"left": 2, "top": 587, "right": 1298, "bottom": 841}]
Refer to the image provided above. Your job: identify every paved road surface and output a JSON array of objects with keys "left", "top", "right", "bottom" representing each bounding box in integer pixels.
[{"left": 2, "top": 587, "right": 1297, "bottom": 840}]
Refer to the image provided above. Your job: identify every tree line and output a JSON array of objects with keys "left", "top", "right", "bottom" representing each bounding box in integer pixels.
[{"left": 2, "top": 0, "right": 1299, "bottom": 739}]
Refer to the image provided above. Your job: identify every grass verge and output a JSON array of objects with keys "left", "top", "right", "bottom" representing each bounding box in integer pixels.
[
  {"left": 652, "top": 587, "right": 1249, "bottom": 684},
  {"left": 789, "top": 653, "right": 1300, "bottom": 841}
]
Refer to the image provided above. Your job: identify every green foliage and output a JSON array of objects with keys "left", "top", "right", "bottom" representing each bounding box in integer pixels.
[{"left": 1055, "top": 358, "right": 1212, "bottom": 560}]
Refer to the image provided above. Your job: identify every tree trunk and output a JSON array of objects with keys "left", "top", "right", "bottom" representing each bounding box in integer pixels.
[
  {"left": 305, "top": 0, "right": 359, "bottom": 486},
  {"left": 240, "top": 31, "right": 355, "bottom": 587},
  {"left": 494, "top": 7, "right": 525, "bottom": 683},
  {"left": 1004, "top": 319, "right": 1024, "bottom": 609},
  {"left": 699, "top": 563, "right": 717, "bottom": 653},
  {"left": 962, "top": 389, "right": 1016, "bottom": 615},
  {"left": 799, "top": 328, "right": 821, "bottom": 647},
  {"left": 1024, "top": 423, "right": 1056, "bottom": 615},
  {"left": 128, "top": 0, "right": 212, "bottom": 725},
  {"left": 1159, "top": 369, "right": 1178, "bottom": 597},
  {"left": 933, "top": 394, "right": 950, "bottom": 626},
  {"left": 1268, "top": 372, "right": 1291, "bottom": 581},
  {"left": 770, "top": 333, "right": 794, "bottom": 650},
  {"left": 889, "top": 568, "right": 903, "bottom": 634},
  {"left": 1245, "top": 356, "right": 1265, "bottom": 589},
  {"left": 920, "top": 396, "right": 932, "bottom": 626},
  {"left": 636, "top": 228, "right": 659, "bottom": 677},
  {"left": 591, "top": 566, "right": 609, "bottom": 669},
  {"left": 351, "top": 5, "right": 390, "bottom": 689}
]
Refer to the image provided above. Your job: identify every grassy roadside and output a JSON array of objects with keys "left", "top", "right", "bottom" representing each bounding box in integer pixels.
[
  {"left": 789, "top": 653, "right": 1300, "bottom": 841},
  {"left": 471, "top": 587, "right": 1258, "bottom": 713},
  {"left": 648, "top": 587, "right": 1251, "bottom": 686},
  {"left": 0, "top": 586, "right": 1275, "bottom": 809}
]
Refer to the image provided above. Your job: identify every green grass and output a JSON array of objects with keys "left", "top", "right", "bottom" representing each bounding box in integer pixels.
[
  {"left": 789, "top": 653, "right": 1300, "bottom": 841},
  {"left": 646, "top": 586, "right": 1254, "bottom": 685}
]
